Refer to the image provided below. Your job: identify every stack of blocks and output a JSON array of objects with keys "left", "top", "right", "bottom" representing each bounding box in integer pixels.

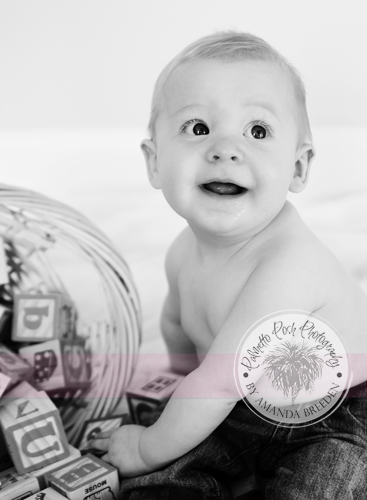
[
  {"left": 0, "top": 292, "right": 108, "bottom": 500},
  {"left": 0, "top": 369, "right": 185, "bottom": 499},
  {"left": 12, "top": 293, "right": 91, "bottom": 395},
  {"left": 0, "top": 291, "right": 185, "bottom": 499},
  {"left": 0, "top": 384, "right": 119, "bottom": 500}
]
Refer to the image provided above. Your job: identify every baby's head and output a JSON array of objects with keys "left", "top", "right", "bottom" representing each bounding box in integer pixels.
[
  {"left": 142, "top": 31, "right": 315, "bottom": 239},
  {"left": 148, "top": 31, "right": 313, "bottom": 152}
]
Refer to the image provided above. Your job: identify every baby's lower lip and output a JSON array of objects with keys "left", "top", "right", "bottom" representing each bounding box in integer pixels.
[{"left": 200, "top": 182, "right": 248, "bottom": 196}]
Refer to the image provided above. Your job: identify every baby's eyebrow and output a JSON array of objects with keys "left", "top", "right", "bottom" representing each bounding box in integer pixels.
[
  {"left": 244, "top": 100, "right": 279, "bottom": 118},
  {"left": 170, "top": 103, "right": 206, "bottom": 119}
]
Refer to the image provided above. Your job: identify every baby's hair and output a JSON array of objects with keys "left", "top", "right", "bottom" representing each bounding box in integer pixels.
[{"left": 148, "top": 30, "right": 313, "bottom": 149}]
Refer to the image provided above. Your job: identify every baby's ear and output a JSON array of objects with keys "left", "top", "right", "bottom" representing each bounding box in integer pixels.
[
  {"left": 140, "top": 139, "right": 161, "bottom": 189},
  {"left": 289, "top": 143, "right": 316, "bottom": 193}
]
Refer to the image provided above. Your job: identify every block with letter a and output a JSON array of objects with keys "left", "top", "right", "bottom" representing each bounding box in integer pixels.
[
  {"left": 12, "top": 293, "right": 76, "bottom": 343},
  {"left": 0, "top": 390, "right": 70, "bottom": 474}
]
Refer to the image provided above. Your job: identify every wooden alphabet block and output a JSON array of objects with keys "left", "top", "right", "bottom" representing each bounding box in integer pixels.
[
  {"left": 0, "top": 382, "right": 37, "bottom": 472},
  {"left": 19, "top": 338, "right": 90, "bottom": 392},
  {"left": 46, "top": 454, "right": 119, "bottom": 500},
  {"left": 0, "top": 381, "right": 34, "bottom": 472},
  {"left": 27, "top": 487, "right": 67, "bottom": 499},
  {"left": 0, "top": 343, "right": 34, "bottom": 388},
  {"left": 77, "top": 414, "right": 132, "bottom": 450},
  {"left": 33, "top": 444, "right": 81, "bottom": 490},
  {"left": 0, "top": 466, "right": 40, "bottom": 500},
  {"left": 12, "top": 293, "right": 76, "bottom": 343},
  {"left": 0, "top": 391, "right": 70, "bottom": 474},
  {"left": 126, "top": 371, "right": 184, "bottom": 424}
]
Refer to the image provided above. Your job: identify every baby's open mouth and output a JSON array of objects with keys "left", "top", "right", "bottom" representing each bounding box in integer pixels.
[{"left": 201, "top": 182, "right": 247, "bottom": 196}]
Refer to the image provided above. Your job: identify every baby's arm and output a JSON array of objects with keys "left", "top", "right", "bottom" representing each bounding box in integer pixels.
[
  {"left": 161, "top": 232, "right": 200, "bottom": 375},
  {"left": 92, "top": 242, "right": 324, "bottom": 475},
  {"left": 138, "top": 247, "right": 323, "bottom": 470}
]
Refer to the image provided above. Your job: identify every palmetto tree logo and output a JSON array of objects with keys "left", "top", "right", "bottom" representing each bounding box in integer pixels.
[{"left": 262, "top": 341, "right": 324, "bottom": 404}]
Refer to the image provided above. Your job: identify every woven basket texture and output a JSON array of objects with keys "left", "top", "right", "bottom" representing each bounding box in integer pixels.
[{"left": 0, "top": 184, "right": 141, "bottom": 444}]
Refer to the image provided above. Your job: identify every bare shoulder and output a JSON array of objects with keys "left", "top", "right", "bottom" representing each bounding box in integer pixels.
[
  {"left": 247, "top": 203, "right": 367, "bottom": 386},
  {"left": 253, "top": 202, "right": 367, "bottom": 338},
  {"left": 248, "top": 204, "right": 330, "bottom": 311},
  {"left": 266, "top": 204, "right": 363, "bottom": 304}
]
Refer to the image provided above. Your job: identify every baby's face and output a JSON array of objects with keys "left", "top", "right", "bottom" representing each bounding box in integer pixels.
[{"left": 144, "top": 58, "right": 310, "bottom": 240}]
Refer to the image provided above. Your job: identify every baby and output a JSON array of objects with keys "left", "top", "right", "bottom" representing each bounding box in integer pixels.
[{"left": 91, "top": 32, "right": 367, "bottom": 499}]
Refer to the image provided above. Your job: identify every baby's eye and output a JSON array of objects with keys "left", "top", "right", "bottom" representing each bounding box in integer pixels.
[
  {"left": 251, "top": 124, "right": 268, "bottom": 139},
  {"left": 193, "top": 123, "right": 210, "bottom": 135},
  {"left": 181, "top": 120, "right": 210, "bottom": 136}
]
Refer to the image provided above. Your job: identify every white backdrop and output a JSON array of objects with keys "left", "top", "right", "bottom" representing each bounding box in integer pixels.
[{"left": 0, "top": 0, "right": 366, "bottom": 130}]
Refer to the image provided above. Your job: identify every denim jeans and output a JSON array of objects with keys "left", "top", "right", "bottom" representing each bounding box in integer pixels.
[{"left": 119, "top": 381, "right": 367, "bottom": 499}]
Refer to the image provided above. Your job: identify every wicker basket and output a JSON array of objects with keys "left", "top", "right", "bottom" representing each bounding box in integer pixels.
[{"left": 0, "top": 184, "right": 141, "bottom": 444}]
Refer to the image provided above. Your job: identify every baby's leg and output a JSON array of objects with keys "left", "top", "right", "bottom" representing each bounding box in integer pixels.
[
  {"left": 260, "top": 396, "right": 367, "bottom": 500},
  {"left": 264, "top": 438, "right": 367, "bottom": 499}
]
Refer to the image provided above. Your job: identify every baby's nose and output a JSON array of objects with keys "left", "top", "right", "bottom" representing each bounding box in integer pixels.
[{"left": 206, "top": 137, "right": 244, "bottom": 163}]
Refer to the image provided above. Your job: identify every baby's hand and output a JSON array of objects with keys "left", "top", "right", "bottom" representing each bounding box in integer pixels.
[{"left": 87, "top": 424, "right": 154, "bottom": 477}]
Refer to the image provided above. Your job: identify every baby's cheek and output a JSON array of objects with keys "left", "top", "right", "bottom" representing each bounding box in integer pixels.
[{"left": 160, "top": 182, "right": 185, "bottom": 215}]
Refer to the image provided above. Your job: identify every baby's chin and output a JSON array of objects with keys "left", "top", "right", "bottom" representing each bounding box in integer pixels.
[
  {"left": 186, "top": 211, "right": 255, "bottom": 242},
  {"left": 185, "top": 201, "right": 287, "bottom": 244}
]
